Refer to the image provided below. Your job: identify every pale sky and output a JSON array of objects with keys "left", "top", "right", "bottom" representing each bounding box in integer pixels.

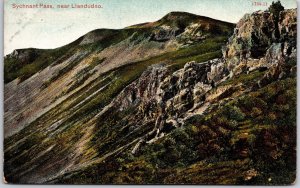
[{"left": 4, "top": 0, "right": 297, "bottom": 55}]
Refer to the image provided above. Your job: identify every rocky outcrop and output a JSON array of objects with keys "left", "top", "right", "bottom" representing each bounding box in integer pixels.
[
  {"left": 105, "top": 59, "right": 230, "bottom": 153},
  {"left": 151, "top": 26, "right": 180, "bottom": 41},
  {"left": 279, "top": 9, "right": 297, "bottom": 41},
  {"left": 8, "top": 49, "right": 40, "bottom": 64},
  {"left": 223, "top": 9, "right": 296, "bottom": 73},
  {"left": 226, "top": 11, "right": 276, "bottom": 59},
  {"left": 103, "top": 8, "right": 297, "bottom": 154}
]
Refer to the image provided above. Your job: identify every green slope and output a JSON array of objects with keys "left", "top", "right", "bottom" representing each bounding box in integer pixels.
[
  {"left": 54, "top": 68, "right": 296, "bottom": 185},
  {"left": 4, "top": 35, "right": 230, "bottom": 183}
]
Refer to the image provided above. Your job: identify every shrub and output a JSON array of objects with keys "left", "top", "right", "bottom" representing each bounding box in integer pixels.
[
  {"left": 269, "top": 1, "right": 284, "bottom": 38},
  {"left": 269, "top": 1, "right": 284, "bottom": 20},
  {"left": 224, "top": 104, "right": 245, "bottom": 121}
]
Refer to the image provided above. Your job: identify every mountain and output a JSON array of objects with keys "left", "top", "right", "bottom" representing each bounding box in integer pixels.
[
  {"left": 4, "top": 8, "right": 296, "bottom": 185},
  {"left": 4, "top": 12, "right": 233, "bottom": 137}
]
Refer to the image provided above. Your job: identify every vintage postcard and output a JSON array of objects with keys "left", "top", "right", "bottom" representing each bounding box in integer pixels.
[{"left": 3, "top": 0, "right": 297, "bottom": 185}]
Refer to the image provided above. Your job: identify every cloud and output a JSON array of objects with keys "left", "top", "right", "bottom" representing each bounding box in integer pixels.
[{"left": 8, "top": 9, "right": 42, "bottom": 43}]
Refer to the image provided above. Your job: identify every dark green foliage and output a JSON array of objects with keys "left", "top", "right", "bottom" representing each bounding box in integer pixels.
[
  {"left": 223, "top": 105, "right": 245, "bottom": 121},
  {"left": 269, "top": 1, "right": 284, "bottom": 39},
  {"left": 269, "top": 1, "right": 284, "bottom": 19}
]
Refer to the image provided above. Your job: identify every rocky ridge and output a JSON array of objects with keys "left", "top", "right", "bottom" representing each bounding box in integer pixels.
[{"left": 101, "top": 8, "right": 296, "bottom": 155}]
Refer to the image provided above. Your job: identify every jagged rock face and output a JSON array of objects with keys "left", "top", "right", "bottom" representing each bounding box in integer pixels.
[
  {"left": 225, "top": 11, "right": 275, "bottom": 60},
  {"left": 107, "top": 59, "right": 228, "bottom": 148},
  {"left": 159, "top": 60, "right": 227, "bottom": 118},
  {"left": 223, "top": 9, "right": 296, "bottom": 79},
  {"left": 159, "top": 61, "right": 212, "bottom": 118},
  {"left": 224, "top": 9, "right": 296, "bottom": 72},
  {"left": 117, "top": 59, "right": 226, "bottom": 111},
  {"left": 207, "top": 59, "right": 228, "bottom": 84},
  {"left": 279, "top": 9, "right": 297, "bottom": 40},
  {"left": 112, "top": 65, "right": 169, "bottom": 113}
]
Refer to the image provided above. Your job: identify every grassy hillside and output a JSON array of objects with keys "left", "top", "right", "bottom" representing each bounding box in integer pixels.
[
  {"left": 53, "top": 68, "right": 296, "bottom": 185},
  {"left": 4, "top": 34, "right": 231, "bottom": 183}
]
